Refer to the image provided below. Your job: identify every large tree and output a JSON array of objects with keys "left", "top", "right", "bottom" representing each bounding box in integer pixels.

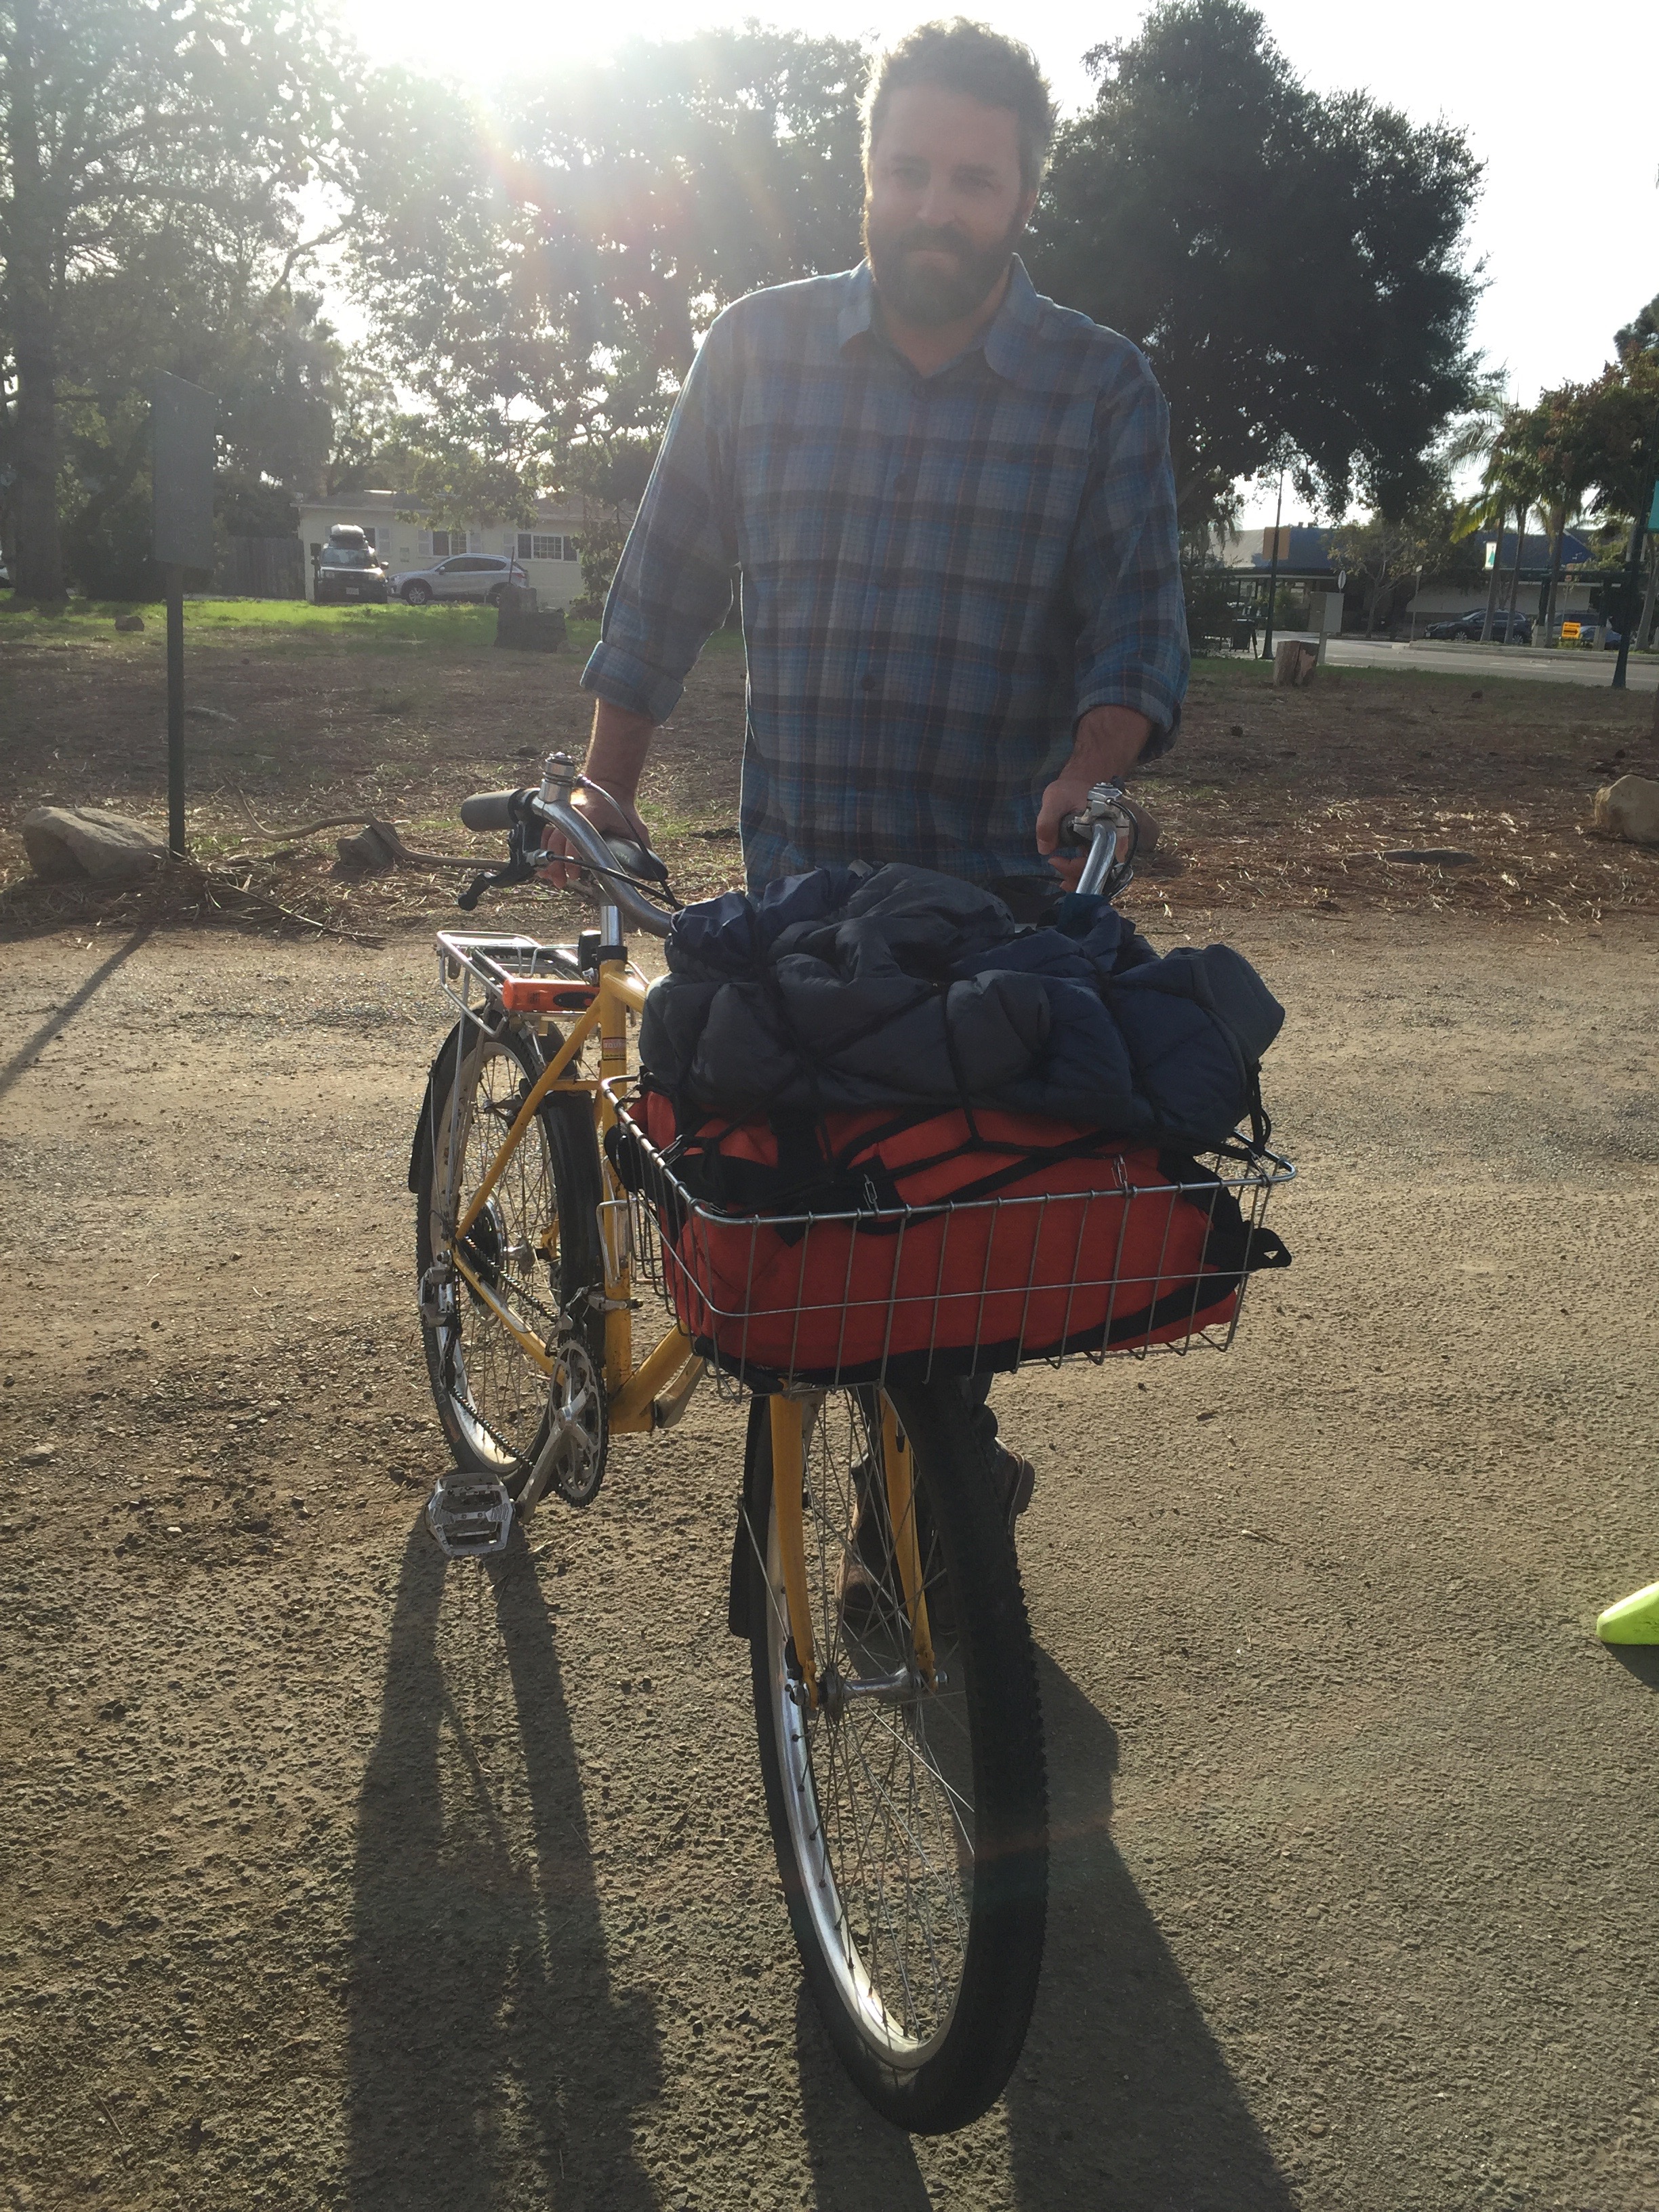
[
  {"left": 346, "top": 29, "right": 866, "bottom": 511},
  {"left": 0, "top": 0, "right": 344, "bottom": 597},
  {"left": 1027, "top": 0, "right": 1484, "bottom": 527}
]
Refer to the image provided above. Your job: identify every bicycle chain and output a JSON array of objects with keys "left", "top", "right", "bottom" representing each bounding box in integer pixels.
[{"left": 434, "top": 1256, "right": 598, "bottom": 1477}]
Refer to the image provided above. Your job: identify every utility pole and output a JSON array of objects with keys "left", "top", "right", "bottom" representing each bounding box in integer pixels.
[
  {"left": 1261, "top": 466, "right": 1285, "bottom": 659},
  {"left": 1612, "top": 411, "right": 1659, "bottom": 692}
]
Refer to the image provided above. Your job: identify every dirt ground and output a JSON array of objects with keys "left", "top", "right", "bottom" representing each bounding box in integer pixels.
[
  {"left": 2, "top": 616, "right": 1658, "bottom": 2211},
  {"left": 3, "top": 600, "right": 1658, "bottom": 938}
]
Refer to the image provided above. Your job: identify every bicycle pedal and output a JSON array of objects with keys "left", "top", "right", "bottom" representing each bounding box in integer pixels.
[{"left": 426, "top": 1473, "right": 514, "bottom": 1560}]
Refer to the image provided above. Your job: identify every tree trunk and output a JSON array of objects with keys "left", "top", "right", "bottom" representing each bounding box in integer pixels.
[
  {"left": 4, "top": 0, "right": 66, "bottom": 600},
  {"left": 1478, "top": 504, "right": 1506, "bottom": 643},
  {"left": 1500, "top": 504, "right": 1528, "bottom": 644},
  {"left": 1540, "top": 504, "right": 1566, "bottom": 645}
]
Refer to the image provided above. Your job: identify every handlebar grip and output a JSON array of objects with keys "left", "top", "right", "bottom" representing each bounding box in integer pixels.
[{"left": 459, "top": 789, "right": 523, "bottom": 832}]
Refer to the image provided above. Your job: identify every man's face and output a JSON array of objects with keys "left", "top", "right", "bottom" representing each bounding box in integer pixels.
[{"left": 863, "top": 84, "right": 1036, "bottom": 327}]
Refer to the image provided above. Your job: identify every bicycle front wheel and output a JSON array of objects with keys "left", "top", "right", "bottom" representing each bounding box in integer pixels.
[
  {"left": 413, "top": 1019, "right": 605, "bottom": 1495},
  {"left": 741, "top": 1382, "right": 1048, "bottom": 2133}
]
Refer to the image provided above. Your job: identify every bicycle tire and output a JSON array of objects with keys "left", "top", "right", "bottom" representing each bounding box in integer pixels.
[
  {"left": 413, "top": 1018, "right": 605, "bottom": 1496},
  {"left": 741, "top": 1380, "right": 1048, "bottom": 2133}
]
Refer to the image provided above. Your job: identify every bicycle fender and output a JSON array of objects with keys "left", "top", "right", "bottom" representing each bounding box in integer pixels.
[
  {"left": 407, "top": 1021, "right": 474, "bottom": 1193},
  {"left": 728, "top": 1395, "right": 773, "bottom": 1640}
]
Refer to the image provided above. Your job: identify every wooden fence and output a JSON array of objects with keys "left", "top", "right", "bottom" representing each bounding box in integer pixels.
[{"left": 214, "top": 536, "right": 305, "bottom": 600}]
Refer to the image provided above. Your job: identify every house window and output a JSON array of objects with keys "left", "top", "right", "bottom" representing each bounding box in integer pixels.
[
  {"left": 519, "top": 532, "right": 569, "bottom": 561},
  {"left": 428, "top": 528, "right": 472, "bottom": 558},
  {"left": 562, "top": 536, "right": 579, "bottom": 562}
]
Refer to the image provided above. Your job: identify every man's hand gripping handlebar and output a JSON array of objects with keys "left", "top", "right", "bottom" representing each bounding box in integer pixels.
[
  {"left": 1054, "top": 781, "right": 1160, "bottom": 902},
  {"left": 455, "top": 752, "right": 676, "bottom": 937}
]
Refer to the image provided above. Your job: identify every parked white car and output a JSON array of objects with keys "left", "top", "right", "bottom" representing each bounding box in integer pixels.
[{"left": 390, "top": 553, "right": 528, "bottom": 607}]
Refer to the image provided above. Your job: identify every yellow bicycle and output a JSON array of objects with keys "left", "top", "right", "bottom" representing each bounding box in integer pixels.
[{"left": 409, "top": 752, "right": 1288, "bottom": 2131}]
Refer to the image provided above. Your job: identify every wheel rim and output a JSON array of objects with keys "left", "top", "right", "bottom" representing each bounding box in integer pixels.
[
  {"left": 429, "top": 1038, "right": 560, "bottom": 1471},
  {"left": 764, "top": 1393, "right": 975, "bottom": 2067}
]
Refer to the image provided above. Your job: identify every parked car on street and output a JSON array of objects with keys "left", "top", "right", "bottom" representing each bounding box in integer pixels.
[
  {"left": 390, "top": 553, "right": 528, "bottom": 607},
  {"left": 314, "top": 524, "right": 390, "bottom": 605},
  {"left": 1421, "top": 609, "right": 1534, "bottom": 643}
]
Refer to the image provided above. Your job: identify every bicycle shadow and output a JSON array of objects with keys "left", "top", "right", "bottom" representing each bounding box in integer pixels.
[
  {"left": 1000, "top": 1656, "right": 1292, "bottom": 2209},
  {"left": 790, "top": 1654, "right": 1292, "bottom": 2211},
  {"left": 346, "top": 1522, "right": 661, "bottom": 2211}
]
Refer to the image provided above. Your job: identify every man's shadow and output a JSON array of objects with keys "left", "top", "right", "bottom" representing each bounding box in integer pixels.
[
  {"left": 792, "top": 1655, "right": 1293, "bottom": 2211},
  {"left": 347, "top": 1524, "right": 661, "bottom": 2211}
]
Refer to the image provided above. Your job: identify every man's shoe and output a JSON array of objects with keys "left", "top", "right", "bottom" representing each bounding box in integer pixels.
[
  {"left": 994, "top": 1446, "right": 1036, "bottom": 1527},
  {"left": 835, "top": 1465, "right": 897, "bottom": 1638}
]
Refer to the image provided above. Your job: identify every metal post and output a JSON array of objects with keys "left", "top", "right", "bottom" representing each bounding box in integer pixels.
[
  {"left": 1261, "top": 468, "right": 1284, "bottom": 659},
  {"left": 166, "top": 562, "right": 186, "bottom": 856}
]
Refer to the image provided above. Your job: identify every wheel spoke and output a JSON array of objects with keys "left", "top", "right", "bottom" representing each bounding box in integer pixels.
[
  {"left": 765, "top": 1387, "right": 979, "bottom": 2060},
  {"left": 427, "top": 1037, "right": 562, "bottom": 1471}
]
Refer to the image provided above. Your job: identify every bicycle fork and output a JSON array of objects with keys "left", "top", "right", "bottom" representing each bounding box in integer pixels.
[{"left": 769, "top": 1395, "right": 935, "bottom": 1711}]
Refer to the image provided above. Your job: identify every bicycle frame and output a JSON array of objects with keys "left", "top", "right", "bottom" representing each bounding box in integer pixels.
[{"left": 430, "top": 745, "right": 945, "bottom": 1698}]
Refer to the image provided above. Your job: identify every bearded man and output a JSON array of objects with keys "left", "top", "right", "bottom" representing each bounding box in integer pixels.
[{"left": 562, "top": 17, "right": 1190, "bottom": 1513}]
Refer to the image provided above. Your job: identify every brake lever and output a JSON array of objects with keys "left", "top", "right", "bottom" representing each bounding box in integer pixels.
[{"left": 456, "top": 821, "right": 542, "bottom": 911}]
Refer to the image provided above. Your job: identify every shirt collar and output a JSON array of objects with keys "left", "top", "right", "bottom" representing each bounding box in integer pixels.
[{"left": 837, "top": 254, "right": 1042, "bottom": 384}]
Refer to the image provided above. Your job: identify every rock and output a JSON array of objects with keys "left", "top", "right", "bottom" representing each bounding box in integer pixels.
[
  {"left": 1381, "top": 847, "right": 1477, "bottom": 865},
  {"left": 21, "top": 1443, "right": 56, "bottom": 1465},
  {"left": 495, "top": 603, "right": 567, "bottom": 653},
  {"left": 333, "top": 821, "right": 401, "bottom": 874},
  {"left": 1592, "top": 773, "right": 1659, "bottom": 846},
  {"left": 20, "top": 805, "right": 169, "bottom": 883},
  {"left": 113, "top": 613, "right": 145, "bottom": 633}
]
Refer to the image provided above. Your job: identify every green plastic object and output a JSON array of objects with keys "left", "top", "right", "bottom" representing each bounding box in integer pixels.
[{"left": 1596, "top": 1581, "right": 1659, "bottom": 1645}]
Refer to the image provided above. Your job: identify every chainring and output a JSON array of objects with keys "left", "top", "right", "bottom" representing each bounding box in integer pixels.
[{"left": 531, "top": 1330, "right": 608, "bottom": 1509}]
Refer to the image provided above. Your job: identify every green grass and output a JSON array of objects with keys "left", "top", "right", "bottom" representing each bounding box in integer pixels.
[{"left": 0, "top": 592, "right": 747, "bottom": 661}]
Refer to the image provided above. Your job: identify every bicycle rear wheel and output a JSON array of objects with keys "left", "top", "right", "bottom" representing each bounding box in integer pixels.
[
  {"left": 413, "top": 1019, "right": 605, "bottom": 1498},
  {"left": 741, "top": 1381, "right": 1048, "bottom": 2133}
]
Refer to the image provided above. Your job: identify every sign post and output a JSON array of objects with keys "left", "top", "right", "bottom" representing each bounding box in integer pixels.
[{"left": 152, "top": 373, "right": 217, "bottom": 856}]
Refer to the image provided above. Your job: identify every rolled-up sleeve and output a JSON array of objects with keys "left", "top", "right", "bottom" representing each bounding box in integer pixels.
[
  {"left": 1067, "top": 351, "right": 1189, "bottom": 759},
  {"left": 581, "top": 317, "right": 741, "bottom": 725}
]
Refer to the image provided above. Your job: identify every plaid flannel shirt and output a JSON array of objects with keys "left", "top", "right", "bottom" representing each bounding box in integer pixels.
[{"left": 582, "top": 257, "right": 1189, "bottom": 889}]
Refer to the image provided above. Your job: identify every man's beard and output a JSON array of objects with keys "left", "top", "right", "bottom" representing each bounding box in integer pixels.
[{"left": 863, "top": 207, "right": 1024, "bottom": 327}]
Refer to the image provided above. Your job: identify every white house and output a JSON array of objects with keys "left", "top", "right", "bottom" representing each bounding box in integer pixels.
[{"left": 294, "top": 490, "right": 590, "bottom": 607}]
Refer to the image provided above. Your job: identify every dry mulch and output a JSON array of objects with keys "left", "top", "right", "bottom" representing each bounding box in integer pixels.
[{"left": 3, "top": 613, "right": 1656, "bottom": 939}]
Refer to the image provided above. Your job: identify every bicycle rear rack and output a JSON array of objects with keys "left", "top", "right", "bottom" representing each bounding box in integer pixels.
[{"left": 435, "top": 932, "right": 597, "bottom": 1023}]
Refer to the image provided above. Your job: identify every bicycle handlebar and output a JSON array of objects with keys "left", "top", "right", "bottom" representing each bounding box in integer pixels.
[
  {"left": 1055, "top": 781, "right": 1160, "bottom": 900},
  {"left": 459, "top": 789, "right": 518, "bottom": 834},
  {"left": 460, "top": 761, "right": 1160, "bottom": 930},
  {"left": 458, "top": 758, "right": 677, "bottom": 937}
]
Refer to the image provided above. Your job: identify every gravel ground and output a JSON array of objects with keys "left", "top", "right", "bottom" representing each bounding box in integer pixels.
[{"left": 1, "top": 902, "right": 1656, "bottom": 2211}]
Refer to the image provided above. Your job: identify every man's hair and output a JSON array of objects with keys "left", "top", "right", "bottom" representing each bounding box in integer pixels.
[{"left": 862, "top": 18, "right": 1057, "bottom": 195}]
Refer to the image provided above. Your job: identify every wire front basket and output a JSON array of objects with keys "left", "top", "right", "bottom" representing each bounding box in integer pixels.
[{"left": 604, "top": 1082, "right": 1294, "bottom": 1398}]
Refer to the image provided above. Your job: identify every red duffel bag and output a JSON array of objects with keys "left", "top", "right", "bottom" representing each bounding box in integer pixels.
[{"left": 611, "top": 1089, "right": 1288, "bottom": 1387}]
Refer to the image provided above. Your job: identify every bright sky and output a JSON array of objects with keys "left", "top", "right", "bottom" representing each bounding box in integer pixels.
[{"left": 347, "top": 0, "right": 1659, "bottom": 523}]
